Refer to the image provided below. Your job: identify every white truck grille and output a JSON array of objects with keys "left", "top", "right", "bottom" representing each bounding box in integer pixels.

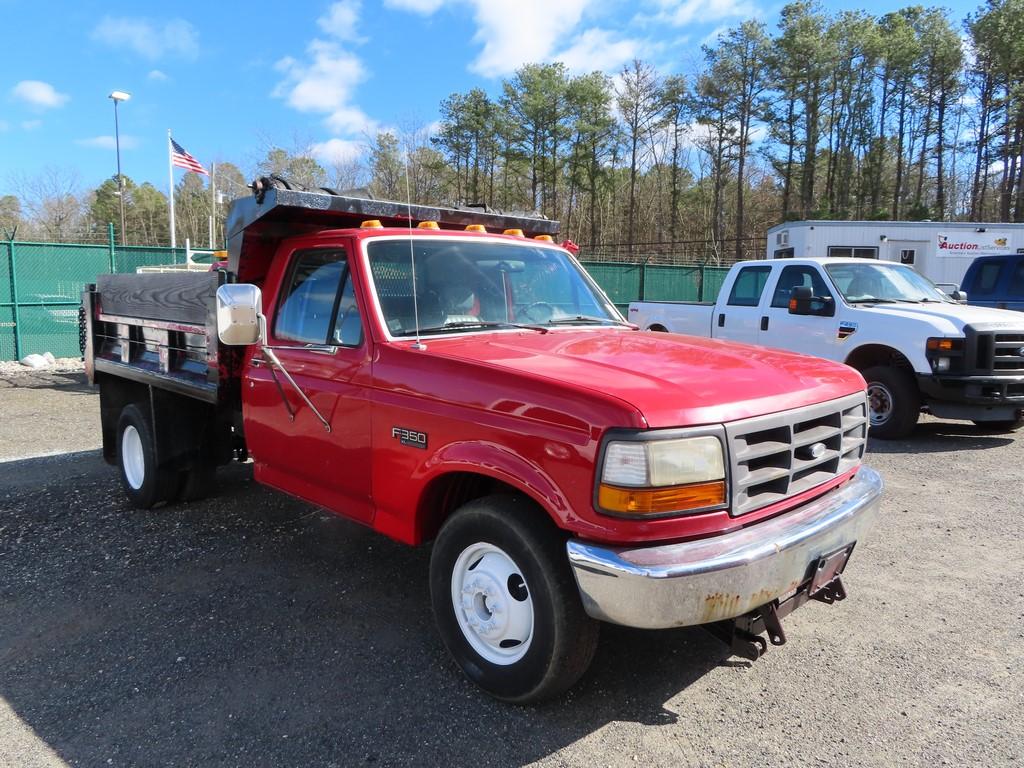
[{"left": 725, "top": 393, "right": 868, "bottom": 516}]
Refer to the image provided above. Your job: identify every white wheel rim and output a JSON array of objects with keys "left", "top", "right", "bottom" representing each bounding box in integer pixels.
[
  {"left": 121, "top": 425, "right": 145, "bottom": 490},
  {"left": 450, "top": 542, "right": 534, "bottom": 665},
  {"left": 867, "top": 382, "right": 894, "bottom": 426}
]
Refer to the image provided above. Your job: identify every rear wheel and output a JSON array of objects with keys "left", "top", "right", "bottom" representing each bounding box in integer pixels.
[
  {"left": 117, "top": 404, "right": 178, "bottom": 509},
  {"left": 429, "top": 495, "right": 599, "bottom": 703},
  {"left": 863, "top": 365, "right": 920, "bottom": 439}
]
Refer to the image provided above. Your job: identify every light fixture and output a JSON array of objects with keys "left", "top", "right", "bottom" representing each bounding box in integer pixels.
[
  {"left": 880, "top": 235, "right": 888, "bottom": 242},
  {"left": 108, "top": 91, "right": 132, "bottom": 245},
  {"left": 976, "top": 227, "right": 987, "bottom": 233}
]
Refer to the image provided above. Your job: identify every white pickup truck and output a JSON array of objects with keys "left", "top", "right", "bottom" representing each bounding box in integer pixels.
[{"left": 629, "top": 257, "right": 1024, "bottom": 438}]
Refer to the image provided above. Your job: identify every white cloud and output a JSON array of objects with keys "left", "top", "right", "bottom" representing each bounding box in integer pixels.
[
  {"left": 466, "top": 0, "right": 592, "bottom": 77},
  {"left": 148, "top": 69, "right": 169, "bottom": 82},
  {"left": 555, "top": 28, "right": 642, "bottom": 74},
  {"left": 91, "top": 16, "right": 199, "bottom": 60},
  {"left": 383, "top": 0, "right": 445, "bottom": 12},
  {"left": 21, "top": 120, "right": 42, "bottom": 131},
  {"left": 75, "top": 135, "right": 140, "bottom": 150},
  {"left": 648, "top": 0, "right": 756, "bottom": 28},
  {"left": 318, "top": 0, "right": 363, "bottom": 41},
  {"left": 312, "top": 138, "right": 365, "bottom": 165},
  {"left": 274, "top": 4, "right": 380, "bottom": 140},
  {"left": 11, "top": 80, "right": 69, "bottom": 109}
]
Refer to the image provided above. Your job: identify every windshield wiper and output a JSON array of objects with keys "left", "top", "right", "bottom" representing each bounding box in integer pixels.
[
  {"left": 847, "top": 298, "right": 902, "bottom": 304},
  {"left": 545, "top": 315, "right": 628, "bottom": 326},
  {"left": 418, "top": 320, "right": 549, "bottom": 334}
]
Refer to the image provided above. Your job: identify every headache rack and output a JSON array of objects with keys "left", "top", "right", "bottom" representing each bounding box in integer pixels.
[{"left": 226, "top": 177, "right": 561, "bottom": 283}]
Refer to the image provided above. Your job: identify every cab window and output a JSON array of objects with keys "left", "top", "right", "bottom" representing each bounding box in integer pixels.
[
  {"left": 771, "top": 266, "right": 834, "bottom": 310},
  {"left": 727, "top": 266, "right": 771, "bottom": 307},
  {"left": 275, "top": 249, "right": 363, "bottom": 346},
  {"left": 1009, "top": 260, "right": 1024, "bottom": 297},
  {"left": 973, "top": 261, "right": 1004, "bottom": 295}
]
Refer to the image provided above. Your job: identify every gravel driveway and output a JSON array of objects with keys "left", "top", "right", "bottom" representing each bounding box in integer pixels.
[{"left": 0, "top": 371, "right": 1021, "bottom": 767}]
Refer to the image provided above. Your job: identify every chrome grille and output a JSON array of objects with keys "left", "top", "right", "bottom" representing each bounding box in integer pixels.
[
  {"left": 993, "top": 333, "right": 1024, "bottom": 371},
  {"left": 726, "top": 393, "right": 868, "bottom": 516}
]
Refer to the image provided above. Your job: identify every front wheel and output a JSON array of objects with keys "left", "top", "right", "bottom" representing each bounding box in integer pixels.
[
  {"left": 429, "top": 496, "right": 599, "bottom": 703},
  {"left": 863, "top": 365, "right": 920, "bottom": 439}
]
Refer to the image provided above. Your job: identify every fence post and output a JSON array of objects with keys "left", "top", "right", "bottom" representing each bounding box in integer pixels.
[
  {"left": 698, "top": 266, "right": 706, "bottom": 302},
  {"left": 8, "top": 240, "right": 22, "bottom": 360},
  {"left": 108, "top": 222, "right": 116, "bottom": 273}
]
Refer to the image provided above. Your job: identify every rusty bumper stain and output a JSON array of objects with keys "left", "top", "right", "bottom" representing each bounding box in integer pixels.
[{"left": 565, "top": 466, "right": 883, "bottom": 630}]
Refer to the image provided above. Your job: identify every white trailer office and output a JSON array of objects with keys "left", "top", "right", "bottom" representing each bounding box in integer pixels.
[{"left": 765, "top": 220, "right": 1024, "bottom": 287}]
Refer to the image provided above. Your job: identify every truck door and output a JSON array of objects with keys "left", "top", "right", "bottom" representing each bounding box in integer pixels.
[
  {"left": 760, "top": 264, "right": 840, "bottom": 360},
  {"left": 243, "top": 246, "right": 374, "bottom": 523},
  {"left": 716, "top": 265, "right": 772, "bottom": 344}
]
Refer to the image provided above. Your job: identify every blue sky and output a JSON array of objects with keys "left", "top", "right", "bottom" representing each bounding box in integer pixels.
[{"left": 1, "top": 0, "right": 980, "bottom": 196}]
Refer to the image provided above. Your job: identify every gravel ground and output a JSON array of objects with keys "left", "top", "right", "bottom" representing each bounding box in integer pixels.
[{"left": 0, "top": 372, "right": 1021, "bottom": 767}]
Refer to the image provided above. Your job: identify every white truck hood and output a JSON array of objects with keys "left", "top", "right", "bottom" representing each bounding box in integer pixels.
[{"left": 858, "top": 302, "right": 1024, "bottom": 335}]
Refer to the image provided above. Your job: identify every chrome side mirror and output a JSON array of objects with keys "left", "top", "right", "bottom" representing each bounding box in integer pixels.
[{"left": 216, "top": 283, "right": 265, "bottom": 345}]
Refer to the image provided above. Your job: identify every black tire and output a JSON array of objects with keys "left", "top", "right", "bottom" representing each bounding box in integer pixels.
[
  {"left": 116, "top": 404, "right": 178, "bottom": 509},
  {"left": 177, "top": 464, "right": 217, "bottom": 502},
  {"left": 972, "top": 416, "right": 1024, "bottom": 433},
  {"left": 429, "top": 495, "right": 599, "bottom": 703},
  {"left": 863, "top": 365, "right": 920, "bottom": 439}
]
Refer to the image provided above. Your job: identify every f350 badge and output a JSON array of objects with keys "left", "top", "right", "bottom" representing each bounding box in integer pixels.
[
  {"left": 837, "top": 321, "right": 858, "bottom": 341},
  {"left": 392, "top": 426, "right": 428, "bottom": 449}
]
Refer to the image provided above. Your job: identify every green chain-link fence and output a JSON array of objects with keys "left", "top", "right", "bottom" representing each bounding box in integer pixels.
[
  {"left": 0, "top": 236, "right": 733, "bottom": 361},
  {"left": 1, "top": 227, "right": 187, "bottom": 361}
]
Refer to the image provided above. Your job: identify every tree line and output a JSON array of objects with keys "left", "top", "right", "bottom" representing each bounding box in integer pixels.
[{"left": 3, "top": 0, "right": 1023, "bottom": 265}]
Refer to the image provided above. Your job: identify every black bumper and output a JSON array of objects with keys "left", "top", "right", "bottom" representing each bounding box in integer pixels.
[{"left": 917, "top": 373, "right": 1024, "bottom": 406}]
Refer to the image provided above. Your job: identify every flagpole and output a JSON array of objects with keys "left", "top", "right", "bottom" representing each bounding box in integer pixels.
[
  {"left": 167, "top": 129, "right": 176, "bottom": 249},
  {"left": 209, "top": 162, "right": 216, "bottom": 249}
]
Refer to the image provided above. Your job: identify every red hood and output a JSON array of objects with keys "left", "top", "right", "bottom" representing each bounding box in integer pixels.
[{"left": 423, "top": 329, "right": 865, "bottom": 428}]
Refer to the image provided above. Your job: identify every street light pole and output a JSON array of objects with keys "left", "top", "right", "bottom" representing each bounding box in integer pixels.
[{"left": 108, "top": 91, "right": 131, "bottom": 246}]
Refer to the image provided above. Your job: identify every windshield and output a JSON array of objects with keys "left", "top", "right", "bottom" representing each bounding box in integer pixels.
[
  {"left": 824, "top": 262, "right": 952, "bottom": 304},
  {"left": 366, "top": 239, "right": 623, "bottom": 337}
]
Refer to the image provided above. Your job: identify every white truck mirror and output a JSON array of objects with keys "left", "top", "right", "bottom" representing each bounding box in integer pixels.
[{"left": 216, "top": 283, "right": 265, "bottom": 345}]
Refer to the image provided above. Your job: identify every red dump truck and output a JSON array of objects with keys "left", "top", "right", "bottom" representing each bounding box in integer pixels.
[{"left": 82, "top": 179, "right": 883, "bottom": 702}]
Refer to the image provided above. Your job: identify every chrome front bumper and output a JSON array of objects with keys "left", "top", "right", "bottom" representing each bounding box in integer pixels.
[{"left": 566, "top": 466, "right": 884, "bottom": 629}]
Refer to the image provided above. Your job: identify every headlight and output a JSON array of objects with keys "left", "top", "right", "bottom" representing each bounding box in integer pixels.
[
  {"left": 598, "top": 435, "right": 727, "bottom": 517},
  {"left": 926, "top": 337, "right": 964, "bottom": 373}
]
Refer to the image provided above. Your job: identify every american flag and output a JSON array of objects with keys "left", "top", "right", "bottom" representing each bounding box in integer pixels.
[{"left": 170, "top": 138, "right": 208, "bottom": 175}]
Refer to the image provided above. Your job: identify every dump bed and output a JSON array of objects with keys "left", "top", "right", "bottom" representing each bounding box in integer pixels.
[{"left": 83, "top": 270, "right": 228, "bottom": 402}]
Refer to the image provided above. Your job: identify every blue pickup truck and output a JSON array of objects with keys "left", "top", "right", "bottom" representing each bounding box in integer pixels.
[{"left": 961, "top": 254, "right": 1024, "bottom": 311}]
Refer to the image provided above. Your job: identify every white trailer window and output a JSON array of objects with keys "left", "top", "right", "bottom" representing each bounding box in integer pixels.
[{"left": 827, "top": 246, "right": 879, "bottom": 259}]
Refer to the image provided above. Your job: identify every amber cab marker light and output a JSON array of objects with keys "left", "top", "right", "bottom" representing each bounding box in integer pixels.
[
  {"left": 534, "top": 234, "right": 554, "bottom": 242},
  {"left": 503, "top": 228, "right": 524, "bottom": 237},
  {"left": 598, "top": 480, "right": 726, "bottom": 516},
  {"left": 465, "top": 224, "right": 487, "bottom": 232},
  {"left": 361, "top": 219, "right": 383, "bottom": 229},
  {"left": 417, "top": 220, "right": 440, "bottom": 229}
]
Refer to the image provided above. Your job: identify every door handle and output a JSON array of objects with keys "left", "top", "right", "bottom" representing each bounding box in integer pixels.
[
  {"left": 760, "top": 316, "right": 769, "bottom": 331},
  {"left": 717, "top": 313, "right": 725, "bottom": 327}
]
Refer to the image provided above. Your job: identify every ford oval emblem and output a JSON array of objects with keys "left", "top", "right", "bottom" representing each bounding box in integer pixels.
[{"left": 797, "top": 442, "right": 828, "bottom": 460}]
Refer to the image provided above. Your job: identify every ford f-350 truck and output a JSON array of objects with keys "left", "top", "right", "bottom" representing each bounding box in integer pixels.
[
  {"left": 630, "top": 257, "right": 1024, "bottom": 438},
  {"left": 83, "top": 179, "right": 883, "bottom": 702}
]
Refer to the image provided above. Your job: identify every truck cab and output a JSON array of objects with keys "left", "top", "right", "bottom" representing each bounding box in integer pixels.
[
  {"left": 630, "top": 257, "right": 1024, "bottom": 438},
  {"left": 962, "top": 253, "right": 1024, "bottom": 311},
  {"left": 83, "top": 180, "right": 883, "bottom": 702}
]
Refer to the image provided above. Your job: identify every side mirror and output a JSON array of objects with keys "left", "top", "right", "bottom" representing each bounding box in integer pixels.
[
  {"left": 788, "top": 286, "right": 813, "bottom": 315},
  {"left": 951, "top": 289, "right": 968, "bottom": 303},
  {"left": 216, "top": 283, "right": 265, "bottom": 345}
]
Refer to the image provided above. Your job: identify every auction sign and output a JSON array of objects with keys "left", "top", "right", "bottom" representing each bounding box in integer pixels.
[{"left": 936, "top": 231, "right": 1014, "bottom": 256}]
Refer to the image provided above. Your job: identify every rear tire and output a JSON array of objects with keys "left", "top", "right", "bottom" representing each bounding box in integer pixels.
[
  {"left": 863, "top": 365, "right": 920, "bottom": 439},
  {"left": 117, "top": 404, "right": 178, "bottom": 509},
  {"left": 178, "top": 464, "right": 217, "bottom": 502},
  {"left": 429, "top": 495, "right": 599, "bottom": 703}
]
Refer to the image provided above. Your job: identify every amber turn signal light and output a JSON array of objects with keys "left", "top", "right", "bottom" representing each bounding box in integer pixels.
[
  {"left": 927, "top": 338, "right": 954, "bottom": 350},
  {"left": 598, "top": 480, "right": 726, "bottom": 516}
]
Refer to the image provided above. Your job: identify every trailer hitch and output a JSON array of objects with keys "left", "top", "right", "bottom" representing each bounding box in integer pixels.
[{"left": 704, "top": 574, "right": 847, "bottom": 662}]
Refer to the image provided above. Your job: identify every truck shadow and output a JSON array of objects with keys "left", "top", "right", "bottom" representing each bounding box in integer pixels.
[
  {"left": 868, "top": 421, "right": 1017, "bottom": 454},
  {"left": 0, "top": 453, "right": 735, "bottom": 768}
]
